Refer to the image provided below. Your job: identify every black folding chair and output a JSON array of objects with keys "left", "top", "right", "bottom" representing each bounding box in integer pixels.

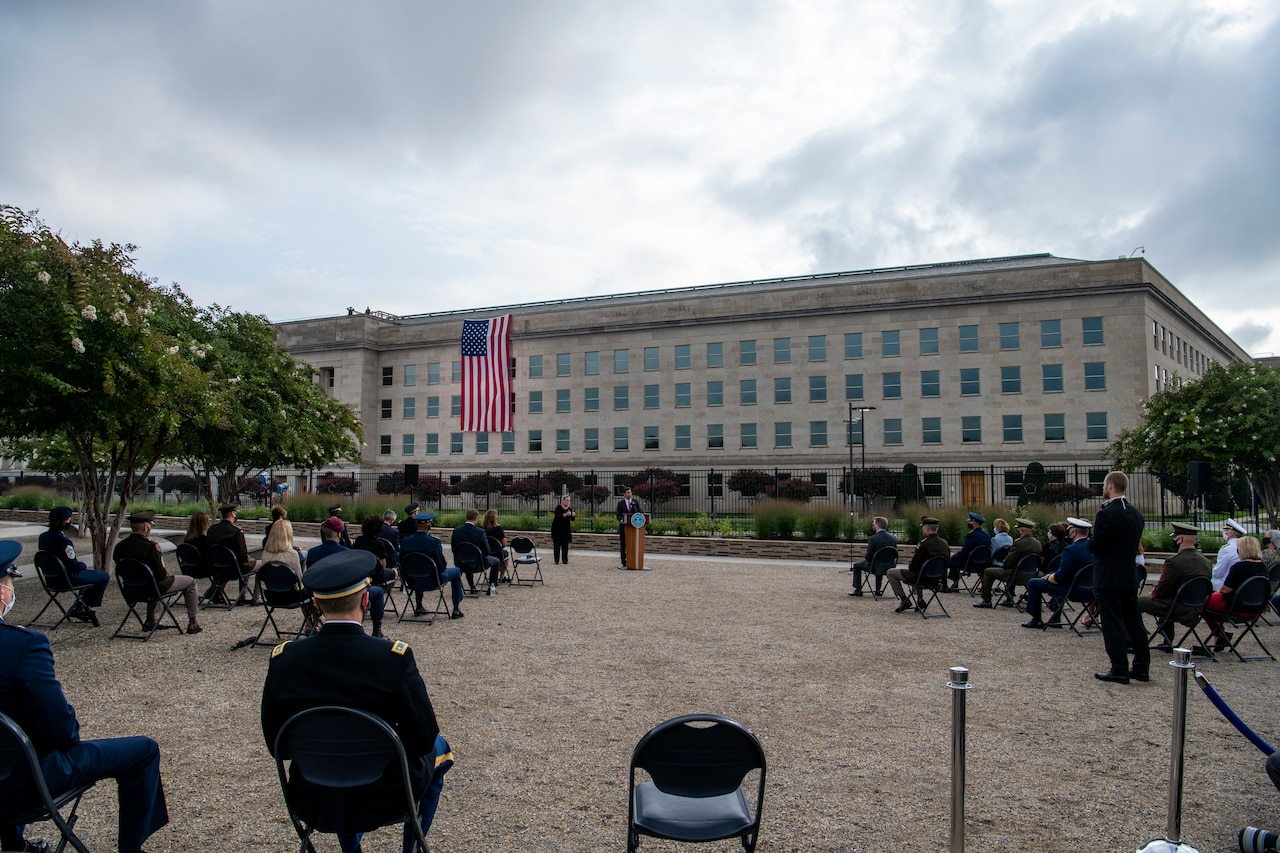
[
  {"left": 857, "top": 546, "right": 898, "bottom": 599},
  {"left": 398, "top": 552, "right": 449, "bottom": 625},
  {"left": 273, "top": 706, "right": 433, "bottom": 853},
  {"left": 488, "top": 536, "right": 510, "bottom": 584},
  {"left": 207, "top": 544, "right": 252, "bottom": 610},
  {"left": 1208, "top": 575, "right": 1274, "bottom": 662},
  {"left": 452, "top": 541, "right": 490, "bottom": 596},
  {"left": 1146, "top": 575, "right": 1214, "bottom": 661},
  {"left": 509, "top": 536, "right": 543, "bottom": 586},
  {"left": 956, "top": 545, "right": 992, "bottom": 597},
  {"left": 176, "top": 542, "right": 219, "bottom": 609},
  {"left": 28, "top": 551, "right": 96, "bottom": 631},
  {"left": 908, "top": 555, "right": 951, "bottom": 619},
  {"left": 0, "top": 711, "right": 94, "bottom": 853},
  {"left": 994, "top": 553, "right": 1042, "bottom": 610},
  {"left": 627, "top": 713, "right": 766, "bottom": 853},
  {"left": 1044, "top": 563, "right": 1099, "bottom": 637},
  {"left": 110, "top": 558, "right": 185, "bottom": 641},
  {"left": 253, "top": 561, "right": 320, "bottom": 648}
]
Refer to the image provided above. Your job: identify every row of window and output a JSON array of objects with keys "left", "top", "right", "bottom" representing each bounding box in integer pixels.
[
  {"left": 1153, "top": 320, "right": 1209, "bottom": 377},
  {"left": 374, "top": 319, "right": 1107, "bottom": 387},
  {"left": 379, "top": 362, "right": 1110, "bottom": 420},
  {"left": 378, "top": 412, "right": 1110, "bottom": 455}
]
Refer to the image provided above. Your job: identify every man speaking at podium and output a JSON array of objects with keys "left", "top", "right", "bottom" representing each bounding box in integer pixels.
[{"left": 616, "top": 487, "right": 640, "bottom": 569}]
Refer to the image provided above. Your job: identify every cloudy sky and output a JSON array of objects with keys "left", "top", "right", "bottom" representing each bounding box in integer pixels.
[{"left": 2, "top": 1, "right": 1277, "bottom": 354}]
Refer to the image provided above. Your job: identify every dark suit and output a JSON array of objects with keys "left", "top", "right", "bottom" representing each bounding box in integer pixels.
[
  {"left": 450, "top": 522, "right": 499, "bottom": 588},
  {"left": 37, "top": 528, "right": 109, "bottom": 607},
  {"left": 377, "top": 524, "right": 401, "bottom": 568},
  {"left": 1090, "top": 496, "right": 1148, "bottom": 677},
  {"left": 853, "top": 528, "right": 896, "bottom": 592},
  {"left": 947, "top": 526, "right": 992, "bottom": 583},
  {"left": 616, "top": 498, "right": 639, "bottom": 564},
  {"left": 1139, "top": 548, "right": 1212, "bottom": 627},
  {"left": 260, "top": 623, "right": 449, "bottom": 850},
  {"left": 0, "top": 618, "right": 168, "bottom": 852}
]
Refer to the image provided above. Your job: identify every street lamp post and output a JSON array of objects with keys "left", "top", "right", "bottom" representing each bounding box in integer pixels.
[{"left": 845, "top": 404, "right": 876, "bottom": 572}]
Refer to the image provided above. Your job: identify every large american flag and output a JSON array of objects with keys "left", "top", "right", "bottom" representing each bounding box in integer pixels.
[{"left": 460, "top": 314, "right": 512, "bottom": 432}]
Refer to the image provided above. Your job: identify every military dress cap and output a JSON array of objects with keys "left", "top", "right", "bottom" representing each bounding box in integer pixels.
[
  {"left": 321, "top": 517, "right": 346, "bottom": 533},
  {"left": 1224, "top": 518, "right": 1246, "bottom": 535},
  {"left": 1015, "top": 517, "right": 1036, "bottom": 529},
  {"left": 0, "top": 540, "right": 22, "bottom": 577},
  {"left": 967, "top": 511, "right": 986, "bottom": 524},
  {"left": 1171, "top": 522, "right": 1200, "bottom": 537},
  {"left": 327, "top": 503, "right": 343, "bottom": 514},
  {"left": 921, "top": 516, "right": 940, "bottom": 525},
  {"left": 219, "top": 503, "right": 239, "bottom": 514},
  {"left": 1066, "top": 516, "right": 1093, "bottom": 530},
  {"left": 128, "top": 509, "right": 156, "bottom": 524},
  {"left": 303, "top": 549, "right": 375, "bottom": 600},
  {"left": 404, "top": 502, "right": 420, "bottom": 516},
  {"left": 49, "top": 506, "right": 74, "bottom": 523},
  {"left": 412, "top": 511, "right": 436, "bottom": 523}
]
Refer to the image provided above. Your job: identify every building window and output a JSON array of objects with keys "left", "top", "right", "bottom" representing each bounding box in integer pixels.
[
  {"left": 426, "top": 396, "right": 439, "bottom": 418},
  {"left": 707, "top": 381, "right": 724, "bottom": 406},
  {"left": 847, "top": 420, "right": 864, "bottom": 446},
  {"left": 674, "top": 424, "right": 691, "bottom": 450},
  {"left": 809, "top": 375, "right": 827, "bottom": 403},
  {"left": 774, "top": 421, "right": 792, "bottom": 448},
  {"left": 452, "top": 361, "right": 461, "bottom": 382},
  {"left": 809, "top": 420, "right": 827, "bottom": 448},
  {"left": 1042, "top": 364, "right": 1064, "bottom": 393},
  {"left": 999, "top": 322, "right": 1019, "bottom": 350},
  {"left": 708, "top": 424, "right": 724, "bottom": 449},
  {"left": 675, "top": 345, "right": 691, "bottom": 370},
  {"left": 959, "top": 325, "right": 979, "bottom": 353},
  {"left": 924, "top": 471, "right": 942, "bottom": 498},
  {"left": 614, "top": 349, "right": 629, "bottom": 373},
  {"left": 529, "top": 355, "right": 543, "bottom": 378},
  {"left": 556, "top": 429, "right": 570, "bottom": 452},
  {"left": 675, "top": 383, "right": 691, "bottom": 407},
  {"left": 773, "top": 337, "right": 791, "bottom": 364},
  {"left": 426, "top": 433, "right": 439, "bottom": 454},
  {"left": 1084, "top": 361, "right": 1107, "bottom": 391},
  {"left": 585, "top": 387, "right": 599, "bottom": 412},
  {"left": 708, "top": 472, "right": 724, "bottom": 497},
  {"left": 740, "top": 340, "right": 757, "bottom": 366},
  {"left": 585, "top": 351, "right": 600, "bottom": 375},
  {"left": 881, "top": 330, "right": 900, "bottom": 357},
  {"left": 451, "top": 432, "right": 464, "bottom": 453},
  {"left": 404, "top": 364, "right": 417, "bottom": 386},
  {"left": 1082, "top": 317, "right": 1104, "bottom": 345},
  {"left": 528, "top": 430, "right": 542, "bottom": 452},
  {"left": 501, "top": 432, "right": 515, "bottom": 453},
  {"left": 379, "top": 435, "right": 391, "bottom": 455},
  {"left": 740, "top": 379, "right": 757, "bottom": 406},
  {"left": 403, "top": 397, "right": 416, "bottom": 418},
  {"left": 644, "top": 347, "right": 659, "bottom": 371},
  {"left": 1040, "top": 319, "right": 1061, "bottom": 348},
  {"left": 1003, "top": 470, "right": 1024, "bottom": 499},
  {"left": 450, "top": 395, "right": 461, "bottom": 417},
  {"left": 921, "top": 370, "right": 940, "bottom": 398},
  {"left": 845, "top": 374, "right": 864, "bottom": 401},
  {"left": 922, "top": 417, "right": 941, "bottom": 444},
  {"left": 1086, "top": 411, "right": 1108, "bottom": 440},
  {"left": 741, "top": 423, "right": 757, "bottom": 448},
  {"left": 809, "top": 335, "right": 827, "bottom": 361},
  {"left": 707, "top": 342, "right": 723, "bottom": 368},
  {"left": 584, "top": 427, "right": 599, "bottom": 451},
  {"left": 382, "top": 366, "right": 393, "bottom": 386},
  {"left": 475, "top": 432, "right": 489, "bottom": 454},
  {"left": 960, "top": 368, "right": 980, "bottom": 396},
  {"left": 614, "top": 386, "right": 629, "bottom": 410},
  {"left": 427, "top": 363, "right": 440, "bottom": 384},
  {"left": 962, "top": 416, "right": 982, "bottom": 443},
  {"left": 882, "top": 372, "right": 901, "bottom": 399},
  {"left": 556, "top": 389, "right": 570, "bottom": 413},
  {"left": 1001, "top": 366, "right": 1021, "bottom": 394},
  {"left": 774, "top": 377, "right": 792, "bottom": 404},
  {"left": 613, "top": 427, "right": 629, "bottom": 451},
  {"left": 320, "top": 366, "right": 335, "bottom": 388},
  {"left": 883, "top": 418, "right": 903, "bottom": 446},
  {"left": 380, "top": 399, "right": 392, "bottom": 419},
  {"left": 844, "top": 332, "right": 863, "bottom": 359},
  {"left": 920, "top": 327, "right": 939, "bottom": 355},
  {"left": 1044, "top": 413, "right": 1066, "bottom": 441},
  {"left": 644, "top": 384, "right": 659, "bottom": 410},
  {"left": 556, "top": 353, "right": 571, "bottom": 376},
  {"left": 1003, "top": 414, "right": 1023, "bottom": 442},
  {"left": 528, "top": 391, "right": 543, "bottom": 414}
]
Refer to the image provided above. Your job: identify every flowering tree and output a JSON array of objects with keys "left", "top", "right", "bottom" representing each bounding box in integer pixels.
[
  {"left": 0, "top": 206, "right": 207, "bottom": 572},
  {"left": 1108, "top": 361, "right": 1280, "bottom": 525}
]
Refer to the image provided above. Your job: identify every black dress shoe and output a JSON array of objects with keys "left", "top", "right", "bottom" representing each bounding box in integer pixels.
[
  {"left": 1128, "top": 670, "right": 1151, "bottom": 682},
  {"left": 973, "top": 600, "right": 993, "bottom": 609},
  {"left": 894, "top": 601, "right": 913, "bottom": 613},
  {"left": 450, "top": 609, "right": 465, "bottom": 619},
  {"left": 1213, "top": 632, "right": 1233, "bottom": 652},
  {"left": 1094, "top": 671, "right": 1130, "bottom": 685},
  {"left": 849, "top": 590, "right": 863, "bottom": 597},
  {"left": 1021, "top": 619, "right": 1044, "bottom": 629}
]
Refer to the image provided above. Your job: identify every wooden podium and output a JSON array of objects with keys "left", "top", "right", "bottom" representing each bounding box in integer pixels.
[{"left": 625, "top": 512, "right": 648, "bottom": 570}]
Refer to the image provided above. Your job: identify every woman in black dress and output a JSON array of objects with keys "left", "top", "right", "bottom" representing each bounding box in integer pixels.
[{"left": 551, "top": 495, "right": 576, "bottom": 565}]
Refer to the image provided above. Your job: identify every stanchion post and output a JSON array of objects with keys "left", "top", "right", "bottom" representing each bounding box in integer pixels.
[
  {"left": 948, "top": 665, "right": 971, "bottom": 853},
  {"left": 1135, "top": 648, "right": 1199, "bottom": 853}
]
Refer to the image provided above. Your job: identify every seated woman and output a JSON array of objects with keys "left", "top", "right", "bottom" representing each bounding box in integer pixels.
[
  {"left": 1204, "top": 535, "right": 1268, "bottom": 651},
  {"left": 185, "top": 511, "right": 211, "bottom": 556},
  {"left": 989, "top": 519, "right": 1013, "bottom": 565},
  {"left": 482, "top": 508, "right": 511, "bottom": 582},
  {"left": 256, "top": 518, "right": 319, "bottom": 633}
]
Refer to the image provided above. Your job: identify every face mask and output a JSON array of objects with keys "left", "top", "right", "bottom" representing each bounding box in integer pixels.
[{"left": 1, "top": 587, "right": 14, "bottom": 619}]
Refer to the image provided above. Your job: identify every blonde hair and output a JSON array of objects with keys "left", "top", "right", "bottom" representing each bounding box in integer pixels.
[
  {"left": 263, "top": 519, "right": 294, "bottom": 553},
  {"left": 482, "top": 509, "right": 499, "bottom": 533},
  {"left": 1237, "top": 536, "right": 1263, "bottom": 562},
  {"left": 993, "top": 518, "right": 1009, "bottom": 533}
]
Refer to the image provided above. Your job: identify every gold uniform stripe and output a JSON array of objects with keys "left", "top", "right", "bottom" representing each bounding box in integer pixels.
[{"left": 391, "top": 640, "right": 409, "bottom": 655}]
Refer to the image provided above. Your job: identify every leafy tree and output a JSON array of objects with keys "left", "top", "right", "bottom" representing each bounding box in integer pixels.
[
  {"left": 0, "top": 206, "right": 207, "bottom": 572},
  {"left": 727, "top": 469, "right": 773, "bottom": 498},
  {"left": 506, "top": 476, "right": 552, "bottom": 503},
  {"left": 766, "top": 478, "right": 821, "bottom": 502},
  {"left": 1021, "top": 461, "right": 1048, "bottom": 504},
  {"left": 897, "top": 463, "right": 926, "bottom": 507},
  {"left": 414, "top": 475, "right": 451, "bottom": 503},
  {"left": 574, "top": 484, "right": 611, "bottom": 507},
  {"left": 159, "top": 474, "right": 200, "bottom": 497},
  {"left": 839, "top": 467, "right": 900, "bottom": 507},
  {"left": 315, "top": 474, "right": 359, "bottom": 495},
  {"left": 456, "top": 473, "right": 497, "bottom": 496},
  {"left": 627, "top": 467, "right": 680, "bottom": 508},
  {"left": 1109, "top": 361, "right": 1280, "bottom": 525},
  {"left": 1036, "top": 482, "right": 1097, "bottom": 510},
  {"left": 544, "top": 468, "right": 583, "bottom": 496}
]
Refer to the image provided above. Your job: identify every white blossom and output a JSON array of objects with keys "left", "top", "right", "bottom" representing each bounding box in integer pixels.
[
  {"left": 121, "top": 292, "right": 131, "bottom": 303},
  {"left": 80, "top": 305, "right": 97, "bottom": 321},
  {"left": 71, "top": 337, "right": 85, "bottom": 354},
  {"left": 36, "top": 271, "right": 50, "bottom": 284},
  {"left": 111, "top": 309, "right": 129, "bottom": 326},
  {"left": 227, "top": 377, "right": 240, "bottom": 385},
  {"left": 167, "top": 345, "right": 180, "bottom": 355}
]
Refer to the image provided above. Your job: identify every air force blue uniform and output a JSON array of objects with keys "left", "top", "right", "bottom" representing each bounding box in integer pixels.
[{"left": 36, "top": 529, "right": 109, "bottom": 607}]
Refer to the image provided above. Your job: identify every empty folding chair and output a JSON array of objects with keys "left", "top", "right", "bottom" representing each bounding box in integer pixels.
[
  {"left": 398, "top": 552, "right": 449, "bottom": 625},
  {"left": 0, "top": 711, "right": 95, "bottom": 853},
  {"left": 908, "top": 555, "right": 951, "bottom": 619},
  {"left": 110, "top": 558, "right": 185, "bottom": 641},
  {"left": 627, "top": 713, "right": 766, "bottom": 853},
  {"left": 28, "top": 551, "right": 96, "bottom": 631},
  {"left": 253, "top": 561, "right": 321, "bottom": 648},
  {"left": 509, "top": 536, "right": 544, "bottom": 586}
]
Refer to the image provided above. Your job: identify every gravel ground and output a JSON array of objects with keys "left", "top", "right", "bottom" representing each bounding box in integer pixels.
[{"left": 7, "top": 542, "right": 1280, "bottom": 852}]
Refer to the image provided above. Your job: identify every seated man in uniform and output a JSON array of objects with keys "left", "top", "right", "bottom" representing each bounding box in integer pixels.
[
  {"left": 1022, "top": 516, "right": 1093, "bottom": 629},
  {"left": 113, "top": 509, "right": 202, "bottom": 634},
  {"left": 945, "top": 511, "right": 992, "bottom": 592},
  {"left": 1, "top": 541, "right": 169, "bottom": 853},
  {"left": 886, "top": 516, "right": 950, "bottom": 613},
  {"left": 37, "top": 505, "right": 109, "bottom": 626},
  {"left": 849, "top": 516, "right": 896, "bottom": 597},
  {"left": 975, "top": 518, "right": 1042, "bottom": 608},
  {"left": 308, "top": 518, "right": 392, "bottom": 638},
  {"left": 1140, "top": 521, "right": 1212, "bottom": 648},
  {"left": 400, "top": 512, "right": 465, "bottom": 620},
  {"left": 207, "top": 503, "right": 258, "bottom": 606},
  {"left": 261, "top": 550, "right": 453, "bottom": 853}
]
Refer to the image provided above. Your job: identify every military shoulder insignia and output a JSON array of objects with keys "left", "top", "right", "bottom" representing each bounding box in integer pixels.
[
  {"left": 271, "top": 641, "right": 291, "bottom": 658},
  {"left": 391, "top": 640, "right": 409, "bottom": 655}
]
